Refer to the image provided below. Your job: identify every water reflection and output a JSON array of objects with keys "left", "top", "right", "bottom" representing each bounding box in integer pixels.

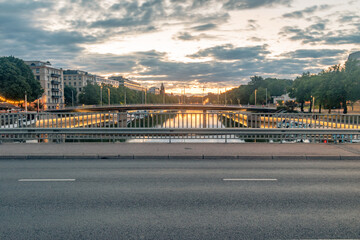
[{"left": 128, "top": 110, "right": 245, "bottom": 143}]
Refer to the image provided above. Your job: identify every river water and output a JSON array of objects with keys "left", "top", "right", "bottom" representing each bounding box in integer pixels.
[{"left": 127, "top": 110, "right": 245, "bottom": 143}]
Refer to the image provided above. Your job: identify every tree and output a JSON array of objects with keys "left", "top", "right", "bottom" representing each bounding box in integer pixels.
[
  {"left": 78, "top": 84, "right": 100, "bottom": 105},
  {"left": 64, "top": 85, "right": 77, "bottom": 106},
  {"left": 289, "top": 72, "right": 314, "bottom": 112},
  {"left": 0, "top": 56, "right": 43, "bottom": 102}
]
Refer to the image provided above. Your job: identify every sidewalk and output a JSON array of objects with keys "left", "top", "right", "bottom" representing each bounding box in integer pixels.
[{"left": 1, "top": 143, "right": 360, "bottom": 159}]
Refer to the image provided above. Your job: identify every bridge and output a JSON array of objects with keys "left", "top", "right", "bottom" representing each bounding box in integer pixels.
[
  {"left": 47, "top": 104, "right": 277, "bottom": 113},
  {"left": 1, "top": 110, "right": 360, "bottom": 143}
]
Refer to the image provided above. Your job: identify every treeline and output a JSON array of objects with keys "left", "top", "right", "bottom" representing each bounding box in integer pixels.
[
  {"left": 65, "top": 83, "right": 179, "bottom": 106},
  {"left": 289, "top": 59, "right": 360, "bottom": 113},
  {"left": 217, "top": 58, "right": 360, "bottom": 114},
  {"left": 217, "top": 76, "right": 292, "bottom": 105}
]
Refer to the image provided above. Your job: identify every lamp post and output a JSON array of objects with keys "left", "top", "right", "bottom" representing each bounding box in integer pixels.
[
  {"left": 100, "top": 85, "right": 103, "bottom": 106},
  {"left": 108, "top": 88, "right": 110, "bottom": 106},
  {"left": 71, "top": 90, "right": 74, "bottom": 107},
  {"left": 312, "top": 96, "right": 315, "bottom": 113},
  {"left": 144, "top": 89, "right": 147, "bottom": 104},
  {"left": 24, "top": 92, "right": 27, "bottom": 112},
  {"left": 224, "top": 88, "right": 227, "bottom": 105},
  {"left": 255, "top": 89, "right": 257, "bottom": 106},
  {"left": 266, "top": 88, "right": 268, "bottom": 106},
  {"left": 202, "top": 86, "right": 205, "bottom": 105},
  {"left": 218, "top": 88, "right": 220, "bottom": 104},
  {"left": 183, "top": 86, "right": 185, "bottom": 104}
]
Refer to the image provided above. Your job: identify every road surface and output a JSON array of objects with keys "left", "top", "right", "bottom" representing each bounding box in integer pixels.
[{"left": 1, "top": 158, "right": 360, "bottom": 239}]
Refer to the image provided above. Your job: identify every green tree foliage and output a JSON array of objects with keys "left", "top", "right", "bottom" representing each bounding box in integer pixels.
[
  {"left": 222, "top": 76, "right": 292, "bottom": 105},
  {"left": 78, "top": 83, "right": 101, "bottom": 105},
  {"left": 290, "top": 60, "right": 360, "bottom": 114},
  {"left": 64, "top": 85, "right": 77, "bottom": 106},
  {"left": 0, "top": 56, "right": 43, "bottom": 102},
  {"left": 289, "top": 72, "right": 315, "bottom": 112}
]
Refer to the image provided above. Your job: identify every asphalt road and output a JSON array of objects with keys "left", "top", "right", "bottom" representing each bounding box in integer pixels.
[{"left": 1, "top": 159, "right": 360, "bottom": 240}]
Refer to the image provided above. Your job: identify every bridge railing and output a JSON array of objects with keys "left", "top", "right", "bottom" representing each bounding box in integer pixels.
[
  {"left": 1, "top": 111, "right": 360, "bottom": 129},
  {"left": 1, "top": 111, "right": 360, "bottom": 143}
]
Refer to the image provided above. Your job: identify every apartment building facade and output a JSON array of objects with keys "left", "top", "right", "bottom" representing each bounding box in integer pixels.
[
  {"left": 109, "top": 76, "right": 146, "bottom": 91},
  {"left": 63, "top": 70, "right": 96, "bottom": 97},
  {"left": 25, "top": 61, "right": 64, "bottom": 110},
  {"left": 95, "top": 75, "right": 119, "bottom": 88}
]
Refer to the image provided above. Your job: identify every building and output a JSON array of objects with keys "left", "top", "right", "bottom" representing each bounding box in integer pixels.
[
  {"left": 148, "top": 87, "right": 160, "bottom": 95},
  {"left": 63, "top": 71, "right": 121, "bottom": 99},
  {"left": 160, "top": 83, "right": 165, "bottom": 95},
  {"left": 109, "top": 76, "right": 146, "bottom": 91},
  {"left": 96, "top": 76, "right": 119, "bottom": 88},
  {"left": 273, "top": 93, "right": 295, "bottom": 104},
  {"left": 63, "top": 70, "right": 96, "bottom": 96},
  {"left": 25, "top": 61, "right": 64, "bottom": 110}
]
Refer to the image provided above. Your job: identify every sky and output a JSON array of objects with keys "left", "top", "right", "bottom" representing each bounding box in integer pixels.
[{"left": 0, "top": 0, "right": 359, "bottom": 95}]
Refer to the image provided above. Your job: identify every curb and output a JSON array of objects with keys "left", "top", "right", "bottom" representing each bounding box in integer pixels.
[{"left": 0, "top": 155, "right": 360, "bottom": 160}]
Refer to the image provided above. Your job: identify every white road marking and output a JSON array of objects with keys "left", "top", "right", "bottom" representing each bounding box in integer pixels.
[
  {"left": 18, "top": 179, "right": 76, "bottom": 182},
  {"left": 223, "top": 178, "right": 278, "bottom": 181}
]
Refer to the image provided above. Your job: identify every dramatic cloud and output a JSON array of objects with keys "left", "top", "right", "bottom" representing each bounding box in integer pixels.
[
  {"left": 174, "top": 32, "right": 216, "bottom": 41},
  {"left": 280, "top": 49, "right": 345, "bottom": 58},
  {"left": 0, "top": 0, "right": 359, "bottom": 93},
  {"left": 191, "top": 23, "right": 217, "bottom": 31},
  {"left": 187, "top": 44, "right": 270, "bottom": 60},
  {"left": 223, "top": 0, "right": 293, "bottom": 10},
  {"left": 282, "top": 5, "right": 331, "bottom": 19},
  {"left": 280, "top": 23, "right": 360, "bottom": 45}
]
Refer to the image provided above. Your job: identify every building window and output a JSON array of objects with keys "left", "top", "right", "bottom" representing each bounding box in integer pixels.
[
  {"left": 36, "top": 68, "right": 40, "bottom": 74},
  {"left": 48, "top": 83, "right": 50, "bottom": 88},
  {"left": 74, "top": 82, "right": 76, "bottom": 86},
  {"left": 79, "top": 88, "right": 82, "bottom": 92},
  {"left": 36, "top": 76, "right": 40, "bottom": 80}
]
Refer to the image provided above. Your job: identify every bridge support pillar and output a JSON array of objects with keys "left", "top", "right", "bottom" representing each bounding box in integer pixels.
[{"left": 203, "top": 110, "right": 207, "bottom": 128}]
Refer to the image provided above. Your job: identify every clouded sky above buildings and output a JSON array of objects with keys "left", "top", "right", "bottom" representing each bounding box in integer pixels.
[{"left": 0, "top": 0, "right": 359, "bottom": 94}]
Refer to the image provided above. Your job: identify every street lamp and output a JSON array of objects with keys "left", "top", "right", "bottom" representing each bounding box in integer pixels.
[
  {"left": 108, "top": 88, "right": 110, "bottom": 106},
  {"left": 100, "top": 85, "right": 103, "bottom": 106},
  {"left": 266, "top": 88, "right": 268, "bottom": 106},
  {"left": 183, "top": 86, "right": 185, "bottom": 104},
  {"left": 254, "top": 89, "right": 257, "bottom": 106},
  {"left": 71, "top": 90, "right": 74, "bottom": 107},
  {"left": 24, "top": 91, "right": 27, "bottom": 112}
]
